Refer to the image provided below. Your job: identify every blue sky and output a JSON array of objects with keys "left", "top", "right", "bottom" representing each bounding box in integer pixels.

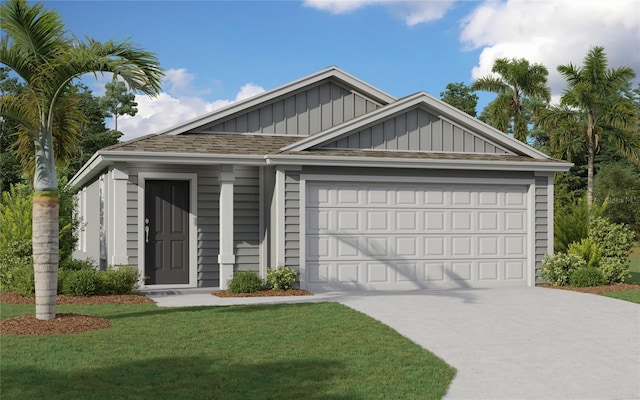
[{"left": 42, "top": 0, "right": 640, "bottom": 141}]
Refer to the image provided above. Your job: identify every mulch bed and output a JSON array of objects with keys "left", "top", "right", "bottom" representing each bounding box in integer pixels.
[
  {"left": 0, "top": 291, "right": 154, "bottom": 336},
  {"left": 0, "top": 313, "right": 110, "bottom": 335},
  {"left": 213, "top": 289, "right": 314, "bottom": 297},
  {"left": 541, "top": 282, "right": 640, "bottom": 295}
]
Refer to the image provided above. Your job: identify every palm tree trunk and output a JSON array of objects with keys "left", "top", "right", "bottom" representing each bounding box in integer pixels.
[{"left": 33, "top": 190, "right": 59, "bottom": 320}]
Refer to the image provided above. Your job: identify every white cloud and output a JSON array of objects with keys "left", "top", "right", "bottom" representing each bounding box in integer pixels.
[
  {"left": 460, "top": 0, "right": 640, "bottom": 96},
  {"left": 115, "top": 81, "right": 265, "bottom": 141},
  {"left": 303, "top": 0, "right": 454, "bottom": 25}
]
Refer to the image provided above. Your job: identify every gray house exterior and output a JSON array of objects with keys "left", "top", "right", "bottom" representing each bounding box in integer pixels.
[{"left": 69, "top": 67, "right": 571, "bottom": 291}]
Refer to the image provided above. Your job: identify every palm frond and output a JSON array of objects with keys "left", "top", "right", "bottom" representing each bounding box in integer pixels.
[{"left": 471, "top": 76, "right": 509, "bottom": 95}]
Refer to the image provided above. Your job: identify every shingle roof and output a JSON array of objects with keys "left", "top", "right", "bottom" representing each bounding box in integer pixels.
[
  {"left": 101, "top": 132, "right": 563, "bottom": 163},
  {"left": 101, "top": 133, "right": 302, "bottom": 155}
]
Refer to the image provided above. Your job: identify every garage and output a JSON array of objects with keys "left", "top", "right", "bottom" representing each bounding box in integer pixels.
[{"left": 304, "top": 181, "right": 531, "bottom": 291}]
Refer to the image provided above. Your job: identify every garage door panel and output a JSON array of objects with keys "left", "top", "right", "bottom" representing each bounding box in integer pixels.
[
  {"left": 366, "top": 210, "right": 389, "bottom": 231},
  {"left": 306, "top": 182, "right": 529, "bottom": 291}
]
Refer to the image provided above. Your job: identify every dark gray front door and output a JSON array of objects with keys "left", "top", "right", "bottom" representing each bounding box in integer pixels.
[{"left": 144, "top": 180, "right": 190, "bottom": 285}]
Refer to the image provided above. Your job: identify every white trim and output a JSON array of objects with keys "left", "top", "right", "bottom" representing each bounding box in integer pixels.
[
  {"left": 275, "top": 167, "right": 286, "bottom": 267},
  {"left": 137, "top": 172, "right": 198, "bottom": 289},
  {"left": 267, "top": 154, "right": 572, "bottom": 172},
  {"left": 527, "top": 183, "right": 536, "bottom": 287},
  {"left": 80, "top": 187, "right": 87, "bottom": 252},
  {"left": 301, "top": 173, "right": 535, "bottom": 186},
  {"left": 258, "top": 166, "right": 267, "bottom": 279},
  {"left": 298, "top": 177, "right": 307, "bottom": 289},
  {"left": 218, "top": 166, "right": 236, "bottom": 290},
  {"left": 110, "top": 166, "right": 129, "bottom": 266},
  {"left": 299, "top": 173, "right": 537, "bottom": 289}
]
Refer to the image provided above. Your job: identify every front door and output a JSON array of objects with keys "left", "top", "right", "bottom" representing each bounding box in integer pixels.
[{"left": 144, "top": 180, "right": 190, "bottom": 285}]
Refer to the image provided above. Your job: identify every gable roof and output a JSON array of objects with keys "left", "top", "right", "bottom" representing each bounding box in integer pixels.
[
  {"left": 281, "top": 92, "right": 552, "bottom": 160},
  {"left": 155, "top": 66, "right": 396, "bottom": 136}
]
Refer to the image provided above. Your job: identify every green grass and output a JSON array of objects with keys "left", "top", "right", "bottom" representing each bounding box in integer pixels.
[
  {"left": 1, "top": 302, "right": 455, "bottom": 400},
  {"left": 602, "top": 241, "right": 640, "bottom": 304},
  {"left": 628, "top": 241, "right": 640, "bottom": 284},
  {"left": 603, "top": 290, "right": 640, "bottom": 303}
]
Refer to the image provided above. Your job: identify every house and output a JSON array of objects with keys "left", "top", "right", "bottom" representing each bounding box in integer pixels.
[{"left": 69, "top": 67, "right": 571, "bottom": 291}]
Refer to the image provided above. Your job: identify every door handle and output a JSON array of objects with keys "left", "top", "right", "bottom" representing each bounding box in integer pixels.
[{"left": 145, "top": 218, "right": 150, "bottom": 243}]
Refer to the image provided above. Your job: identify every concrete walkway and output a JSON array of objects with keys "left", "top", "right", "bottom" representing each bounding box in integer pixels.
[{"left": 148, "top": 287, "right": 640, "bottom": 400}]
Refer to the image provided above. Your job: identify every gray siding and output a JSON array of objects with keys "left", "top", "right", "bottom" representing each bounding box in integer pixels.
[
  {"left": 321, "top": 107, "right": 511, "bottom": 154},
  {"left": 284, "top": 170, "right": 301, "bottom": 269},
  {"left": 234, "top": 166, "right": 260, "bottom": 272},
  {"left": 534, "top": 176, "right": 549, "bottom": 284},
  {"left": 201, "top": 80, "right": 382, "bottom": 136},
  {"left": 197, "top": 168, "right": 220, "bottom": 287}
]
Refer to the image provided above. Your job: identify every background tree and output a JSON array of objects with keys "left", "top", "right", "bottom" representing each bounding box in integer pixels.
[
  {"left": 538, "top": 46, "right": 638, "bottom": 209},
  {"left": 0, "top": 66, "right": 24, "bottom": 191},
  {"left": 0, "top": 0, "right": 163, "bottom": 320},
  {"left": 472, "top": 57, "right": 551, "bottom": 142},
  {"left": 440, "top": 82, "right": 478, "bottom": 117},
  {"left": 66, "top": 84, "right": 122, "bottom": 178},
  {"left": 101, "top": 80, "right": 138, "bottom": 132}
]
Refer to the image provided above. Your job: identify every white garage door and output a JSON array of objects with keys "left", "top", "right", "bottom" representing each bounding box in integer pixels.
[{"left": 305, "top": 182, "right": 530, "bottom": 291}]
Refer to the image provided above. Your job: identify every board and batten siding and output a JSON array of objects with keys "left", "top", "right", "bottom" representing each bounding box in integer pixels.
[
  {"left": 233, "top": 166, "right": 260, "bottom": 272},
  {"left": 284, "top": 170, "right": 301, "bottom": 269},
  {"left": 200, "top": 81, "right": 382, "bottom": 136},
  {"left": 321, "top": 107, "right": 511, "bottom": 154},
  {"left": 534, "top": 175, "right": 549, "bottom": 284}
]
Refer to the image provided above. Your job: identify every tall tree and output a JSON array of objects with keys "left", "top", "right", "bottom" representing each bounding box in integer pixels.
[
  {"left": 472, "top": 57, "right": 551, "bottom": 142},
  {"left": 0, "top": 0, "right": 163, "bottom": 320},
  {"left": 440, "top": 82, "right": 478, "bottom": 117},
  {"left": 101, "top": 80, "right": 138, "bottom": 131},
  {"left": 538, "top": 46, "right": 638, "bottom": 209}
]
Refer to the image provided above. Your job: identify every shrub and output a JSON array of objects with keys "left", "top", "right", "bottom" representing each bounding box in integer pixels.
[
  {"left": 60, "top": 257, "right": 97, "bottom": 271},
  {"left": 228, "top": 271, "right": 264, "bottom": 293},
  {"left": 541, "top": 253, "right": 586, "bottom": 286},
  {"left": 594, "top": 162, "right": 640, "bottom": 232},
  {"left": 0, "top": 254, "right": 34, "bottom": 297},
  {"left": 99, "top": 266, "right": 141, "bottom": 294},
  {"left": 0, "top": 183, "right": 32, "bottom": 258},
  {"left": 554, "top": 195, "right": 606, "bottom": 253},
  {"left": 569, "top": 267, "right": 605, "bottom": 287},
  {"left": 599, "top": 257, "right": 630, "bottom": 284},
  {"left": 588, "top": 217, "right": 635, "bottom": 260},
  {"left": 60, "top": 269, "right": 101, "bottom": 296},
  {"left": 567, "top": 238, "right": 603, "bottom": 268},
  {"left": 266, "top": 266, "right": 298, "bottom": 290}
]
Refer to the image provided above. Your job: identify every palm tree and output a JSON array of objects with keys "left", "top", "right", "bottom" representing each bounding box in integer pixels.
[
  {"left": 0, "top": 0, "right": 163, "bottom": 320},
  {"left": 539, "top": 46, "right": 638, "bottom": 209},
  {"left": 472, "top": 57, "right": 551, "bottom": 142}
]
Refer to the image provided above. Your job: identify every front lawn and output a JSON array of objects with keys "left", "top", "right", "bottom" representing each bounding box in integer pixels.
[
  {"left": 629, "top": 241, "right": 640, "bottom": 284},
  {"left": 1, "top": 301, "right": 455, "bottom": 400},
  {"left": 603, "top": 290, "right": 640, "bottom": 303}
]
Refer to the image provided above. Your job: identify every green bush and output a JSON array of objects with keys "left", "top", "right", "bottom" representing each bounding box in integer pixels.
[
  {"left": 0, "top": 183, "right": 33, "bottom": 258},
  {"left": 60, "top": 257, "right": 96, "bottom": 271},
  {"left": 588, "top": 217, "right": 635, "bottom": 260},
  {"left": 599, "top": 257, "right": 630, "bottom": 284},
  {"left": 99, "top": 266, "right": 141, "bottom": 295},
  {"left": 0, "top": 254, "right": 34, "bottom": 297},
  {"left": 541, "top": 253, "right": 586, "bottom": 286},
  {"left": 567, "top": 238, "right": 603, "bottom": 268},
  {"left": 228, "top": 271, "right": 264, "bottom": 293},
  {"left": 570, "top": 267, "right": 605, "bottom": 287},
  {"left": 60, "top": 269, "right": 101, "bottom": 296},
  {"left": 266, "top": 266, "right": 298, "bottom": 290},
  {"left": 554, "top": 195, "right": 607, "bottom": 253}
]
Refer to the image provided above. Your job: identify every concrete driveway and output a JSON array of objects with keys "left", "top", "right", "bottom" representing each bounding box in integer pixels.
[{"left": 150, "top": 287, "right": 640, "bottom": 399}]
